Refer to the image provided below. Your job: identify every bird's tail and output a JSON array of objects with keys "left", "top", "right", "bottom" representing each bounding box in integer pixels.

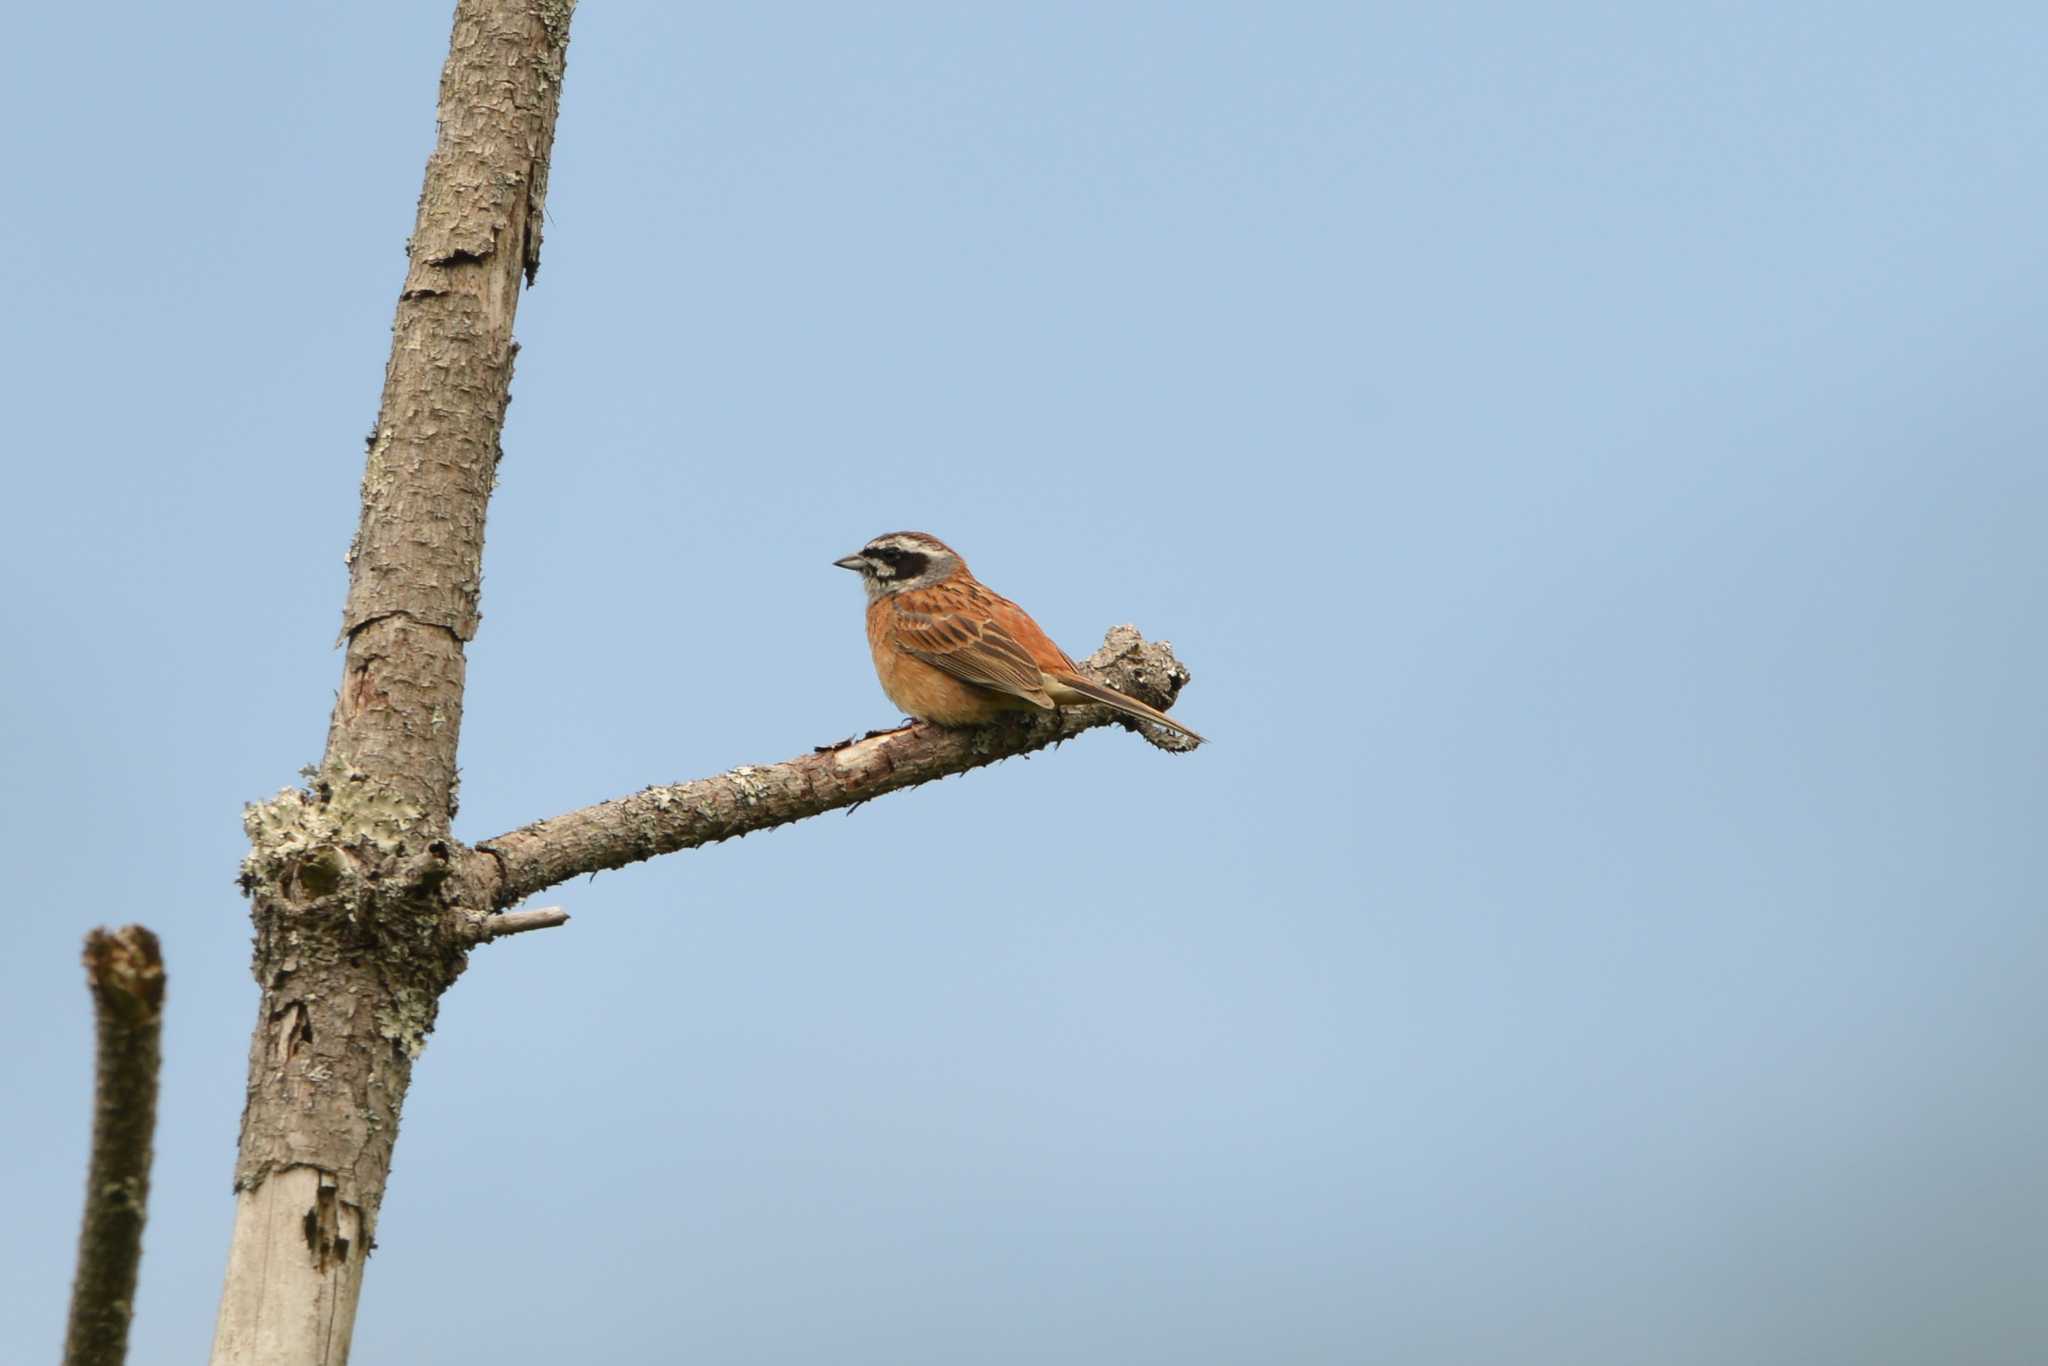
[{"left": 1049, "top": 674, "right": 1206, "bottom": 744}]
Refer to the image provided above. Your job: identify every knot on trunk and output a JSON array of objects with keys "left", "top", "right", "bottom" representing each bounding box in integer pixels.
[
  {"left": 239, "top": 771, "right": 481, "bottom": 997},
  {"left": 240, "top": 770, "right": 436, "bottom": 900}
]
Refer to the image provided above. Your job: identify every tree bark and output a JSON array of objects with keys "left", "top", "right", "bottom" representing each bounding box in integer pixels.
[
  {"left": 210, "top": 4, "right": 575, "bottom": 1363},
  {"left": 65, "top": 927, "right": 166, "bottom": 1366}
]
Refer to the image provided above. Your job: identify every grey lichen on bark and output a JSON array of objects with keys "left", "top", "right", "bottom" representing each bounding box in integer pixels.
[{"left": 232, "top": 772, "right": 484, "bottom": 1197}]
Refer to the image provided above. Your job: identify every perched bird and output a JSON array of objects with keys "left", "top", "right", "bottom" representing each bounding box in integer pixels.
[{"left": 834, "top": 531, "right": 1205, "bottom": 744}]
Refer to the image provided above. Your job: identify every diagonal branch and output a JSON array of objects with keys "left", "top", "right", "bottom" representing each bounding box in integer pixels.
[{"left": 475, "top": 626, "right": 1199, "bottom": 908}]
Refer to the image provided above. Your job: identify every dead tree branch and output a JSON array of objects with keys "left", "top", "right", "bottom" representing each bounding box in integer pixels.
[
  {"left": 475, "top": 627, "right": 1198, "bottom": 907},
  {"left": 213, "top": 3, "right": 576, "bottom": 1363},
  {"left": 462, "top": 905, "right": 570, "bottom": 941},
  {"left": 65, "top": 926, "right": 166, "bottom": 1366}
]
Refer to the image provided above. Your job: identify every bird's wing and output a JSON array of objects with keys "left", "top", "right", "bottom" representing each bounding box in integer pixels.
[{"left": 897, "top": 606, "right": 1057, "bottom": 708}]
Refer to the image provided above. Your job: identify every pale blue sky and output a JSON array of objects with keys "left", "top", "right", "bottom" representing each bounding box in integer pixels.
[{"left": 4, "top": 4, "right": 2045, "bottom": 1363}]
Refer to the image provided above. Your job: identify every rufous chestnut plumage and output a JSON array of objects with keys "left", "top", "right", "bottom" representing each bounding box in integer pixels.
[{"left": 834, "top": 531, "right": 1205, "bottom": 744}]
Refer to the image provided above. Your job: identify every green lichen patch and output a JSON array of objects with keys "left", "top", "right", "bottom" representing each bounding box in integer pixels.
[
  {"left": 374, "top": 986, "right": 438, "bottom": 1060},
  {"left": 240, "top": 775, "right": 430, "bottom": 895}
]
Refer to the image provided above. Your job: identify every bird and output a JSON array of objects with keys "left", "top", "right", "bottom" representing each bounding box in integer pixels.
[{"left": 834, "top": 531, "right": 1205, "bottom": 744}]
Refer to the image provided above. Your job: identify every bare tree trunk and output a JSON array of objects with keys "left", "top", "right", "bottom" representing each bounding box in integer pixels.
[{"left": 210, "top": 4, "right": 575, "bottom": 1362}]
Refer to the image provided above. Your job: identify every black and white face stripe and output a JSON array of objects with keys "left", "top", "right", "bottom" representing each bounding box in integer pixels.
[
  {"left": 864, "top": 542, "right": 930, "bottom": 581},
  {"left": 836, "top": 532, "right": 961, "bottom": 600}
]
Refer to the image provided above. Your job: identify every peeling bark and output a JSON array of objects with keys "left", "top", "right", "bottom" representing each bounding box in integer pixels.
[{"left": 213, "top": 4, "right": 575, "bottom": 1363}]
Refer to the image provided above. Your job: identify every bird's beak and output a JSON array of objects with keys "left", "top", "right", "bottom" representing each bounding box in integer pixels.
[{"left": 833, "top": 554, "right": 867, "bottom": 572}]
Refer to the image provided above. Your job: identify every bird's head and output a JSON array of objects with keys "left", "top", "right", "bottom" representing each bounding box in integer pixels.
[{"left": 834, "top": 531, "right": 964, "bottom": 601}]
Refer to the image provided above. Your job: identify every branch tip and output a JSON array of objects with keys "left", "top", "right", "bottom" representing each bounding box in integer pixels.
[
  {"left": 478, "top": 907, "right": 569, "bottom": 940},
  {"left": 66, "top": 926, "right": 165, "bottom": 1366}
]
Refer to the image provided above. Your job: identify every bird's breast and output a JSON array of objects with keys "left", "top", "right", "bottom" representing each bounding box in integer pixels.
[{"left": 864, "top": 597, "right": 1022, "bottom": 726}]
